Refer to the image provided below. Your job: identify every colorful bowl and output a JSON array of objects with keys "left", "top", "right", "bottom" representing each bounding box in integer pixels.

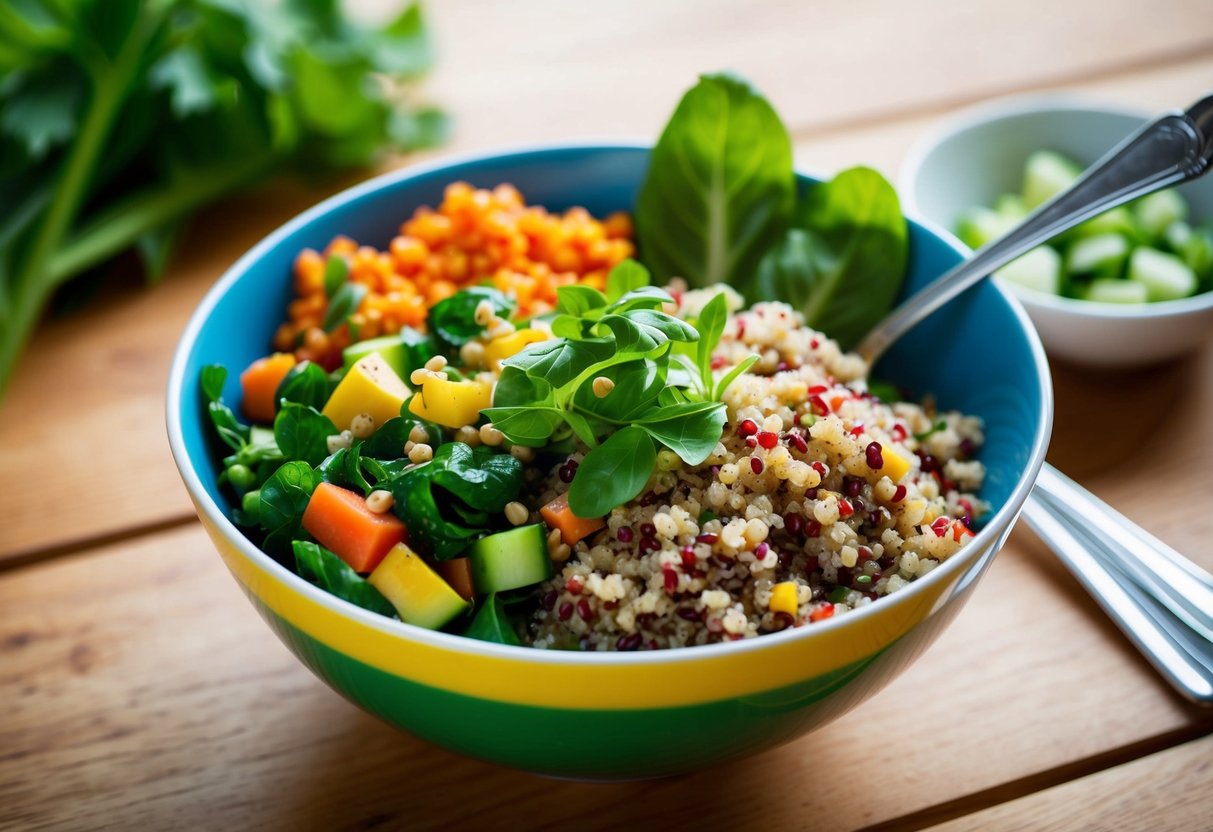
[
  {"left": 899, "top": 95, "right": 1213, "bottom": 368},
  {"left": 167, "top": 144, "right": 1052, "bottom": 780}
]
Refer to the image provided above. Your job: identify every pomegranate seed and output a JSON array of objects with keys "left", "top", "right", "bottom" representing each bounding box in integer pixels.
[
  {"left": 865, "top": 442, "right": 884, "bottom": 470},
  {"left": 891, "top": 484, "right": 907, "bottom": 503},
  {"left": 787, "top": 431, "right": 808, "bottom": 453},
  {"left": 617, "top": 633, "right": 643, "bottom": 651},
  {"left": 604, "top": 600, "right": 620, "bottom": 610},
  {"left": 808, "top": 384, "right": 829, "bottom": 395},
  {"left": 919, "top": 453, "right": 940, "bottom": 474},
  {"left": 784, "top": 513, "right": 804, "bottom": 535},
  {"left": 849, "top": 424, "right": 865, "bottom": 437},
  {"left": 736, "top": 318, "right": 746, "bottom": 338},
  {"left": 750, "top": 457, "right": 764, "bottom": 475},
  {"left": 541, "top": 590, "right": 558, "bottom": 611},
  {"left": 680, "top": 547, "right": 696, "bottom": 569},
  {"left": 577, "top": 598, "right": 593, "bottom": 621},
  {"left": 857, "top": 545, "right": 873, "bottom": 562},
  {"left": 806, "top": 519, "right": 822, "bottom": 538},
  {"left": 745, "top": 436, "right": 758, "bottom": 448},
  {"left": 558, "top": 601, "right": 573, "bottom": 621},
  {"left": 809, "top": 395, "right": 829, "bottom": 417},
  {"left": 640, "top": 522, "right": 656, "bottom": 537},
  {"left": 738, "top": 419, "right": 758, "bottom": 437},
  {"left": 663, "top": 567, "right": 678, "bottom": 593},
  {"left": 677, "top": 606, "right": 702, "bottom": 621},
  {"left": 809, "top": 603, "right": 835, "bottom": 623},
  {"left": 754, "top": 542, "right": 769, "bottom": 559},
  {"left": 638, "top": 537, "right": 659, "bottom": 554},
  {"left": 616, "top": 526, "right": 634, "bottom": 543},
  {"left": 566, "top": 575, "right": 584, "bottom": 593},
  {"left": 931, "top": 517, "right": 950, "bottom": 538},
  {"left": 891, "top": 424, "right": 907, "bottom": 441},
  {"left": 810, "top": 338, "right": 820, "bottom": 349},
  {"left": 805, "top": 487, "right": 819, "bottom": 500},
  {"left": 710, "top": 355, "right": 727, "bottom": 370},
  {"left": 558, "top": 465, "right": 574, "bottom": 483},
  {"left": 844, "top": 477, "right": 862, "bottom": 497},
  {"left": 960, "top": 438, "right": 976, "bottom": 457},
  {"left": 772, "top": 611, "right": 795, "bottom": 631},
  {"left": 869, "top": 510, "right": 882, "bottom": 526},
  {"left": 811, "top": 461, "right": 828, "bottom": 477},
  {"left": 757, "top": 431, "right": 778, "bottom": 449},
  {"left": 838, "top": 499, "right": 854, "bottom": 518},
  {"left": 696, "top": 533, "right": 718, "bottom": 545}
]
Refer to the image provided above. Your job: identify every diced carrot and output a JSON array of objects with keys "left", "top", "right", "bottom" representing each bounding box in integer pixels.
[
  {"left": 539, "top": 493, "right": 605, "bottom": 546},
  {"left": 302, "top": 483, "right": 407, "bottom": 573},
  {"left": 436, "top": 558, "right": 476, "bottom": 600},
  {"left": 239, "top": 352, "right": 297, "bottom": 423}
]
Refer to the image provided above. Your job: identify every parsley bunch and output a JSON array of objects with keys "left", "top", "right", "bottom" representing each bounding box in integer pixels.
[{"left": 0, "top": 0, "right": 446, "bottom": 397}]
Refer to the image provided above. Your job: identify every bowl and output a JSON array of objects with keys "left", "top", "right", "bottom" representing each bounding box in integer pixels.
[
  {"left": 899, "top": 95, "right": 1213, "bottom": 368},
  {"left": 167, "top": 143, "right": 1051, "bottom": 780}
]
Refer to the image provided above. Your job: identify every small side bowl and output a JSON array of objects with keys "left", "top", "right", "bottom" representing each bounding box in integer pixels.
[
  {"left": 900, "top": 95, "right": 1213, "bottom": 368},
  {"left": 168, "top": 144, "right": 1051, "bottom": 779}
]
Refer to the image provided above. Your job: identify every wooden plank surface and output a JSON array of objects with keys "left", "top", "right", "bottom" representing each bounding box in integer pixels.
[
  {"left": 3, "top": 520, "right": 1211, "bottom": 830},
  {"left": 929, "top": 734, "right": 1213, "bottom": 832},
  {"left": 1, "top": 4, "right": 1212, "bottom": 563}
]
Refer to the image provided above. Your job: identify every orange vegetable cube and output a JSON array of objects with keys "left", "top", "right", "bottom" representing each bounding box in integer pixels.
[
  {"left": 302, "top": 483, "right": 407, "bottom": 573},
  {"left": 539, "top": 493, "right": 606, "bottom": 545},
  {"left": 239, "top": 353, "right": 297, "bottom": 423}
]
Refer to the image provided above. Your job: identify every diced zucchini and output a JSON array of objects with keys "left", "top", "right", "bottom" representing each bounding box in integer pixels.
[
  {"left": 369, "top": 543, "right": 470, "bottom": 629},
  {"left": 1169, "top": 222, "right": 1213, "bottom": 284},
  {"left": 1066, "top": 206, "right": 1139, "bottom": 242},
  {"left": 1022, "top": 150, "right": 1082, "bottom": 210},
  {"left": 955, "top": 206, "right": 1018, "bottom": 250},
  {"left": 1065, "top": 233, "right": 1130, "bottom": 279},
  {"left": 343, "top": 334, "right": 408, "bottom": 379},
  {"left": 1085, "top": 278, "right": 1148, "bottom": 304},
  {"left": 1133, "top": 189, "right": 1188, "bottom": 238},
  {"left": 467, "top": 524, "right": 552, "bottom": 594},
  {"left": 993, "top": 193, "right": 1028, "bottom": 222},
  {"left": 994, "top": 245, "right": 1063, "bottom": 295},
  {"left": 1127, "top": 247, "right": 1197, "bottom": 301}
]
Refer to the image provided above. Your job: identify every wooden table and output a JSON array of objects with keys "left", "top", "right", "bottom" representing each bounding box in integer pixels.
[{"left": 3, "top": 2, "right": 1212, "bottom": 828}]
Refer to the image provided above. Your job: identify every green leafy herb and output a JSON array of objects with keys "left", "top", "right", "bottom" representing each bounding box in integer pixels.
[
  {"left": 293, "top": 541, "right": 395, "bottom": 617},
  {"left": 273, "top": 402, "right": 337, "bottom": 468},
  {"left": 463, "top": 593, "right": 523, "bottom": 645},
  {"left": 914, "top": 419, "right": 948, "bottom": 442},
  {"left": 428, "top": 286, "right": 514, "bottom": 353},
  {"left": 258, "top": 460, "right": 320, "bottom": 555},
  {"left": 317, "top": 443, "right": 372, "bottom": 497},
  {"left": 0, "top": 1, "right": 447, "bottom": 398},
  {"left": 200, "top": 365, "right": 249, "bottom": 451},
  {"left": 275, "top": 360, "right": 333, "bottom": 411},
  {"left": 635, "top": 402, "right": 728, "bottom": 466},
  {"left": 322, "top": 281, "right": 369, "bottom": 333},
  {"left": 567, "top": 426, "right": 657, "bottom": 518},
  {"left": 323, "top": 254, "right": 348, "bottom": 299},
  {"left": 635, "top": 72, "right": 795, "bottom": 290}
]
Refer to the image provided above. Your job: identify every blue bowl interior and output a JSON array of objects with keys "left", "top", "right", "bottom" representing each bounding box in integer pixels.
[{"left": 179, "top": 145, "right": 1045, "bottom": 527}]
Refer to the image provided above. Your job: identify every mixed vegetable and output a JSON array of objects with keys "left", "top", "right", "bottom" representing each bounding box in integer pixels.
[
  {"left": 957, "top": 150, "right": 1213, "bottom": 303},
  {"left": 199, "top": 73, "right": 915, "bottom": 644}
]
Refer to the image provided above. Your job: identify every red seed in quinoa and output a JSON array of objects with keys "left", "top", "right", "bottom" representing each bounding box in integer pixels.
[
  {"left": 806, "top": 519, "right": 822, "bottom": 538},
  {"left": 784, "top": 512, "right": 804, "bottom": 536},
  {"left": 638, "top": 537, "right": 659, "bottom": 554},
  {"left": 931, "top": 516, "right": 950, "bottom": 537},
  {"left": 663, "top": 568, "right": 678, "bottom": 593},
  {"left": 640, "top": 522, "right": 656, "bottom": 537},
  {"left": 849, "top": 424, "right": 865, "bottom": 437},
  {"left": 557, "top": 601, "right": 573, "bottom": 621},
  {"left": 891, "top": 484, "right": 907, "bottom": 503},
  {"left": 754, "top": 541, "right": 769, "bottom": 559},
  {"left": 773, "top": 611, "right": 795, "bottom": 631},
  {"left": 786, "top": 431, "right": 808, "bottom": 453},
  {"left": 616, "top": 526, "right": 634, "bottom": 543},
  {"left": 603, "top": 600, "right": 619, "bottom": 610},
  {"left": 844, "top": 477, "right": 862, "bottom": 497},
  {"left": 541, "top": 590, "right": 558, "bottom": 611},
  {"left": 706, "top": 616, "right": 724, "bottom": 633},
  {"left": 676, "top": 606, "right": 701, "bottom": 621},
  {"left": 566, "top": 575, "right": 585, "bottom": 593},
  {"left": 745, "top": 436, "right": 758, "bottom": 448},
  {"left": 738, "top": 418, "right": 758, "bottom": 436},
  {"left": 750, "top": 457, "right": 764, "bottom": 474},
  {"left": 809, "top": 395, "right": 829, "bottom": 416},
  {"left": 811, "top": 461, "right": 828, "bottom": 477},
  {"left": 696, "top": 533, "right": 718, "bottom": 545},
  {"left": 865, "top": 441, "right": 884, "bottom": 470},
  {"left": 577, "top": 598, "right": 593, "bottom": 621},
  {"left": 808, "top": 384, "right": 829, "bottom": 395},
  {"left": 757, "top": 431, "right": 778, "bottom": 449},
  {"left": 838, "top": 499, "right": 854, "bottom": 518},
  {"left": 680, "top": 547, "right": 696, "bottom": 569},
  {"left": 617, "top": 633, "right": 643, "bottom": 651},
  {"left": 809, "top": 603, "right": 834, "bottom": 622}
]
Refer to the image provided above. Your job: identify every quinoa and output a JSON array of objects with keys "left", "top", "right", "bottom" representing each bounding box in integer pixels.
[{"left": 525, "top": 299, "right": 987, "bottom": 651}]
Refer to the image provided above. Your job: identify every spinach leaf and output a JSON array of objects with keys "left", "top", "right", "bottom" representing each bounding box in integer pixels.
[
  {"left": 493, "top": 365, "right": 554, "bottom": 408},
  {"left": 398, "top": 327, "right": 439, "bottom": 379},
  {"left": 635, "top": 73, "right": 795, "bottom": 289},
  {"left": 695, "top": 291, "right": 728, "bottom": 386},
  {"left": 323, "top": 254, "right": 348, "bottom": 298},
  {"left": 502, "top": 337, "right": 616, "bottom": 390},
  {"left": 571, "top": 358, "right": 665, "bottom": 423},
  {"left": 748, "top": 167, "right": 907, "bottom": 350},
  {"left": 555, "top": 284, "right": 607, "bottom": 317},
  {"left": 200, "top": 365, "right": 250, "bottom": 451},
  {"left": 293, "top": 541, "right": 396, "bottom": 617},
  {"left": 428, "top": 286, "right": 514, "bottom": 351},
  {"left": 318, "top": 444, "right": 372, "bottom": 496},
  {"left": 463, "top": 593, "right": 522, "bottom": 645},
  {"left": 384, "top": 469, "right": 483, "bottom": 560},
  {"left": 322, "top": 281, "right": 368, "bottom": 333},
  {"left": 427, "top": 442, "right": 523, "bottom": 513},
  {"left": 605, "top": 259, "right": 650, "bottom": 302},
  {"left": 481, "top": 405, "right": 565, "bottom": 446},
  {"left": 360, "top": 415, "right": 444, "bottom": 459},
  {"left": 274, "top": 402, "right": 338, "bottom": 467},
  {"left": 275, "top": 360, "right": 332, "bottom": 411},
  {"left": 598, "top": 309, "right": 697, "bottom": 353},
  {"left": 259, "top": 461, "right": 320, "bottom": 555},
  {"left": 568, "top": 426, "right": 656, "bottom": 517},
  {"left": 635, "top": 401, "right": 727, "bottom": 465}
]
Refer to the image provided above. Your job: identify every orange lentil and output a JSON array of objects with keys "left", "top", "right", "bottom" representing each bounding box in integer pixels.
[{"left": 278, "top": 183, "right": 633, "bottom": 358}]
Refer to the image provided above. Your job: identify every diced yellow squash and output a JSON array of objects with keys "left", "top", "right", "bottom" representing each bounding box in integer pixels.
[
  {"left": 368, "top": 543, "right": 470, "bottom": 630},
  {"left": 484, "top": 328, "right": 549, "bottom": 372},
  {"left": 866, "top": 445, "right": 911, "bottom": 484},
  {"left": 409, "top": 376, "right": 492, "bottom": 429},
  {"left": 769, "top": 582, "right": 798, "bottom": 616},
  {"left": 322, "top": 352, "right": 410, "bottom": 432}
]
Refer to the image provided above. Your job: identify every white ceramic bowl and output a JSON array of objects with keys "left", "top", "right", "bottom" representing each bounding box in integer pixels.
[{"left": 900, "top": 95, "right": 1213, "bottom": 368}]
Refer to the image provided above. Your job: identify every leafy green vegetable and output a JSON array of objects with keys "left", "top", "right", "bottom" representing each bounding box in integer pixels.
[
  {"left": 428, "top": 286, "right": 514, "bottom": 353},
  {"left": 0, "top": 0, "right": 447, "bottom": 398},
  {"left": 463, "top": 593, "right": 523, "bottom": 645},
  {"left": 322, "top": 281, "right": 369, "bottom": 334},
  {"left": 273, "top": 402, "right": 337, "bottom": 468},
  {"left": 317, "top": 443, "right": 372, "bottom": 497},
  {"left": 200, "top": 365, "right": 249, "bottom": 451},
  {"left": 360, "top": 415, "right": 444, "bottom": 460},
  {"left": 323, "top": 254, "right": 348, "bottom": 299},
  {"left": 275, "top": 361, "right": 332, "bottom": 411},
  {"left": 635, "top": 72, "right": 795, "bottom": 290},
  {"left": 635, "top": 402, "right": 727, "bottom": 466},
  {"left": 567, "top": 426, "right": 657, "bottom": 518},
  {"left": 746, "top": 168, "right": 908, "bottom": 349},
  {"left": 293, "top": 541, "right": 395, "bottom": 617},
  {"left": 258, "top": 460, "right": 320, "bottom": 555}
]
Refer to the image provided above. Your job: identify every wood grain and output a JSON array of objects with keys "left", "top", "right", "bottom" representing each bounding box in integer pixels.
[
  {"left": 2, "top": 521, "right": 1211, "bottom": 830},
  {"left": 929, "top": 734, "right": 1213, "bottom": 831}
]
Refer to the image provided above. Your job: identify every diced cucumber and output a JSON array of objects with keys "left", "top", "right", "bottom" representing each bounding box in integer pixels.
[
  {"left": 1133, "top": 189, "right": 1188, "bottom": 238},
  {"left": 1065, "top": 233, "right": 1130, "bottom": 279},
  {"left": 468, "top": 524, "right": 553, "bottom": 594},
  {"left": 343, "top": 334, "right": 408, "bottom": 378},
  {"left": 1022, "top": 150, "right": 1082, "bottom": 210},
  {"left": 1164, "top": 220, "right": 1192, "bottom": 252},
  {"left": 1127, "top": 247, "right": 1197, "bottom": 301},
  {"left": 993, "top": 193, "right": 1028, "bottom": 222},
  {"left": 1066, "top": 205, "right": 1139, "bottom": 242},
  {"left": 955, "top": 206, "right": 1017, "bottom": 250},
  {"left": 1085, "top": 278, "right": 1148, "bottom": 304},
  {"left": 1169, "top": 222, "right": 1213, "bottom": 284},
  {"left": 994, "top": 245, "right": 1062, "bottom": 295}
]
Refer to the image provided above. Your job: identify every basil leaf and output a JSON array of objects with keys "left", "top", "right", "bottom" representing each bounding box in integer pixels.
[
  {"left": 274, "top": 402, "right": 337, "bottom": 467},
  {"left": 259, "top": 461, "right": 320, "bottom": 555},
  {"left": 636, "top": 401, "right": 727, "bottom": 465},
  {"left": 293, "top": 541, "right": 396, "bottom": 617},
  {"left": 748, "top": 167, "right": 907, "bottom": 350},
  {"left": 635, "top": 72, "right": 794, "bottom": 289},
  {"left": 561, "top": 409, "right": 601, "bottom": 448},
  {"left": 555, "top": 284, "right": 606, "bottom": 316},
  {"left": 567, "top": 426, "right": 656, "bottom": 517},
  {"left": 549, "top": 314, "right": 593, "bottom": 340},
  {"left": 695, "top": 291, "right": 728, "bottom": 385},
  {"left": 275, "top": 360, "right": 332, "bottom": 410},
  {"left": 428, "top": 286, "right": 514, "bottom": 351},
  {"left": 714, "top": 354, "right": 760, "bottom": 400},
  {"left": 463, "top": 593, "right": 522, "bottom": 645},
  {"left": 322, "top": 281, "right": 368, "bottom": 333},
  {"left": 502, "top": 337, "right": 616, "bottom": 390},
  {"left": 323, "top": 254, "right": 348, "bottom": 298},
  {"left": 605, "top": 259, "right": 650, "bottom": 302},
  {"left": 482, "top": 406, "right": 564, "bottom": 446}
]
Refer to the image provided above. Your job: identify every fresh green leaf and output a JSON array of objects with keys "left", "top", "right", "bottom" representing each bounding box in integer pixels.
[
  {"left": 259, "top": 460, "right": 320, "bottom": 555},
  {"left": 635, "top": 72, "right": 795, "bottom": 289},
  {"left": 427, "top": 442, "right": 524, "bottom": 513},
  {"left": 372, "top": 3, "right": 433, "bottom": 76},
  {"left": 555, "top": 284, "right": 607, "bottom": 316},
  {"left": 428, "top": 287, "right": 514, "bottom": 351},
  {"left": 463, "top": 593, "right": 522, "bottom": 645},
  {"left": 274, "top": 402, "right": 337, "bottom": 467},
  {"left": 360, "top": 415, "right": 444, "bottom": 459},
  {"left": 482, "top": 405, "right": 565, "bottom": 446},
  {"left": 149, "top": 45, "right": 237, "bottom": 118},
  {"left": 605, "top": 285, "right": 674, "bottom": 313},
  {"left": 571, "top": 358, "right": 665, "bottom": 423},
  {"left": 275, "top": 360, "right": 332, "bottom": 410},
  {"left": 695, "top": 290, "right": 728, "bottom": 385},
  {"left": 914, "top": 419, "right": 947, "bottom": 442},
  {"left": 317, "top": 443, "right": 372, "bottom": 496},
  {"left": 0, "top": 68, "right": 83, "bottom": 158},
  {"left": 605, "top": 259, "right": 650, "bottom": 302},
  {"left": 502, "top": 337, "right": 616, "bottom": 390},
  {"left": 323, "top": 253, "right": 348, "bottom": 298},
  {"left": 322, "top": 281, "right": 368, "bottom": 333},
  {"left": 713, "top": 353, "right": 760, "bottom": 400},
  {"left": 135, "top": 219, "right": 184, "bottom": 284},
  {"left": 293, "top": 541, "right": 396, "bottom": 616},
  {"left": 567, "top": 426, "right": 656, "bottom": 517},
  {"left": 867, "top": 379, "right": 902, "bottom": 403},
  {"left": 635, "top": 401, "right": 727, "bottom": 465},
  {"left": 492, "top": 365, "right": 554, "bottom": 408},
  {"left": 200, "top": 365, "right": 250, "bottom": 451}
]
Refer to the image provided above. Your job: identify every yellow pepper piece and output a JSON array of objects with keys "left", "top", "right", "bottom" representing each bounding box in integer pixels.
[
  {"left": 770, "top": 581, "right": 799, "bottom": 616},
  {"left": 864, "top": 445, "right": 911, "bottom": 484},
  {"left": 369, "top": 543, "right": 470, "bottom": 630},
  {"left": 484, "top": 328, "right": 549, "bottom": 372},
  {"left": 322, "top": 352, "right": 410, "bottom": 432},
  {"left": 409, "top": 376, "right": 492, "bottom": 429}
]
